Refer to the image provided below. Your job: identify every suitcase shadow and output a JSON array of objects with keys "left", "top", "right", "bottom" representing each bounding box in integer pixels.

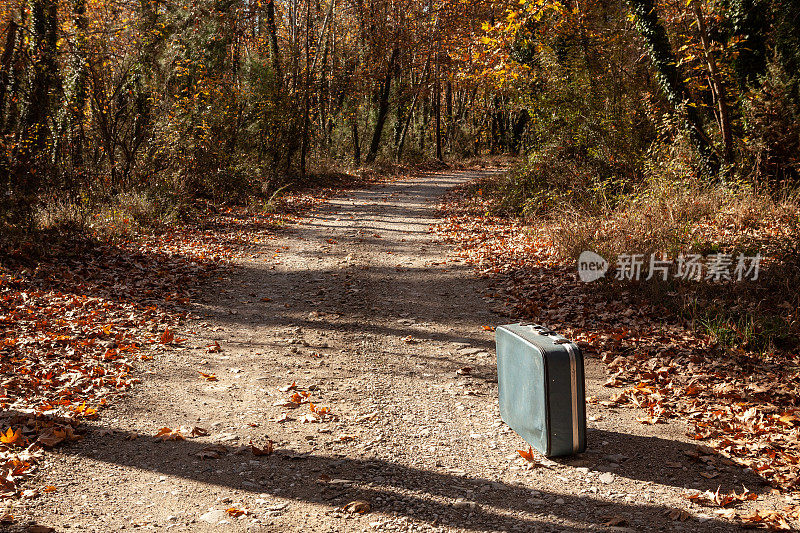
[{"left": 549, "top": 428, "right": 772, "bottom": 496}]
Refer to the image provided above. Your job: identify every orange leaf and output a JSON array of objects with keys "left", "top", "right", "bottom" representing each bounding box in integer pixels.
[
  {"left": 343, "top": 500, "right": 371, "bottom": 514},
  {"left": 156, "top": 427, "right": 185, "bottom": 441},
  {"left": 0, "top": 428, "right": 22, "bottom": 445},
  {"left": 160, "top": 328, "right": 174, "bottom": 344},
  {"left": 198, "top": 371, "right": 218, "bottom": 381},
  {"left": 310, "top": 403, "right": 330, "bottom": 415},
  {"left": 206, "top": 341, "right": 222, "bottom": 353},
  {"left": 518, "top": 446, "right": 536, "bottom": 462}
]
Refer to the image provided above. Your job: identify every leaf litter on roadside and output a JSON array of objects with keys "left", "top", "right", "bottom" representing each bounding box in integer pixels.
[
  {"left": 436, "top": 180, "right": 800, "bottom": 529},
  {"left": 0, "top": 198, "right": 319, "bottom": 500}
]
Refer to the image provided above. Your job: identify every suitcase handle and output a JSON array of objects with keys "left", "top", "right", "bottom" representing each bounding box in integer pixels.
[{"left": 518, "top": 322, "right": 553, "bottom": 335}]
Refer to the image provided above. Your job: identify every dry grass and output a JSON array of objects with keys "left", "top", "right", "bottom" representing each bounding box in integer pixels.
[
  {"left": 547, "top": 178, "right": 800, "bottom": 261},
  {"left": 454, "top": 168, "right": 800, "bottom": 354}
]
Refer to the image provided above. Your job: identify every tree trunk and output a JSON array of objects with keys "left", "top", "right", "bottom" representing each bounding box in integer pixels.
[
  {"left": 628, "top": 0, "right": 720, "bottom": 178},
  {"left": 396, "top": 55, "right": 429, "bottom": 161},
  {"left": 692, "top": 0, "right": 732, "bottom": 163},
  {"left": 445, "top": 79, "right": 453, "bottom": 151},
  {"left": 352, "top": 110, "right": 361, "bottom": 166},
  {"left": 299, "top": 0, "right": 311, "bottom": 177},
  {"left": 365, "top": 47, "right": 399, "bottom": 164},
  {"left": 396, "top": 86, "right": 420, "bottom": 162},
  {"left": 420, "top": 90, "right": 429, "bottom": 153},
  {"left": 0, "top": 21, "right": 18, "bottom": 131},
  {"left": 70, "top": 0, "right": 88, "bottom": 180},
  {"left": 16, "top": 0, "right": 58, "bottom": 206},
  {"left": 266, "top": 0, "right": 282, "bottom": 84},
  {"left": 511, "top": 109, "right": 529, "bottom": 154}
]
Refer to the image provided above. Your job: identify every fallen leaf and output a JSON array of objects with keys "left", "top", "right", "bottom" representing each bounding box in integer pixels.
[
  {"left": 226, "top": 507, "right": 248, "bottom": 517},
  {"left": 685, "top": 486, "right": 757, "bottom": 507},
  {"left": 156, "top": 427, "right": 186, "bottom": 441},
  {"left": 197, "top": 445, "right": 228, "bottom": 459},
  {"left": 603, "top": 516, "right": 627, "bottom": 526},
  {"left": 299, "top": 412, "right": 319, "bottom": 423},
  {"left": 251, "top": 441, "right": 274, "bottom": 456},
  {"left": 160, "top": 328, "right": 174, "bottom": 344},
  {"left": 190, "top": 427, "right": 209, "bottom": 437},
  {"left": 343, "top": 500, "right": 371, "bottom": 514},
  {"left": 35, "top": 426, "right": 68, "bottom": 448},
  {"left": 278, "top": 381, "right": 297, "bottom": 392},
  {"left": 667, "top": 509, "right": 691, "bottom": 521},
  {"left": 518, "top": 446, "right": 537, "bottom": 463},
  {"left": 198, "top": 371, "right": 218, "bottom": 381},
  {"left": 206, "top": 341, "right": 222, "bottom": 353},
  {"left": 309, "top": 403, "right": 331, "bottom": 415},
  {"left": 0, "top": 428, "right": 23, "bottom": 445}
]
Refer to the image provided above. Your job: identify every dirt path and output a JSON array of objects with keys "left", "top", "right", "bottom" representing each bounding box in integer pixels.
[{"left": 22, "top": 171, "right": 773, "bottom": 532}]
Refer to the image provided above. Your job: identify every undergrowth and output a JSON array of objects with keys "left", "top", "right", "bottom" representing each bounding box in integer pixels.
[{"left": 465, "top": 159, "right": 800, "bottom": 357}]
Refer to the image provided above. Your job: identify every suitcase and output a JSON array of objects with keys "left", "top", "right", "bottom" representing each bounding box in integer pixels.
[{"left": 496, "top": 323, "right": 586, "bottom": 457}]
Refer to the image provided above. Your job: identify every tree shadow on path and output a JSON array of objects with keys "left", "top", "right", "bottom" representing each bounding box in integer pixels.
[{"left": 51, "top": 422, "right": 765, "bottom": 532}]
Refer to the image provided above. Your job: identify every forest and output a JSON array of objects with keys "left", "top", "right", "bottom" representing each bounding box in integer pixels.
[{"left": 0, "top": 0, "right": 798, "bottom": 226}]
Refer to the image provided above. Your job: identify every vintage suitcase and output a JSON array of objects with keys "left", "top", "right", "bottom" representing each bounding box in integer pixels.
[{"left": 496, "top": 323, "right": 586, "bottom": 457}]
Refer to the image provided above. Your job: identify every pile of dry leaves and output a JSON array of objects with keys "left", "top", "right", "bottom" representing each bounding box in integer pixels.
[
  {"left": 436, "top": 182, "right": 800, "bottom": 530},
  {"left": 0, "top": 199, "right": 314, "bottom": 501}
]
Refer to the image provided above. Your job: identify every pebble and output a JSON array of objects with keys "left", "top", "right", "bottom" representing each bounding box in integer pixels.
[
  {"left": 453, "top": 499, "right": 476, "bottom": 510},
  {"left": 199, "top": 509, "right": 227, "bottom": 524},
  {"left": 598, "top": 472, "right": 615, "bottom": 484}
]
